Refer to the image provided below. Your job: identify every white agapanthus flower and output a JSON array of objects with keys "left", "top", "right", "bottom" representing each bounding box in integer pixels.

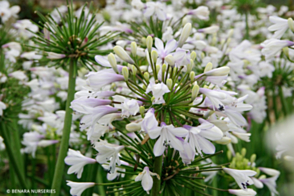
[
  {"left": 66, "top": 181, "right": 95, "bottom": 196},
  {"left": 135, "top": 167, "right": 159, "bottom": 194},
  {"left": 223, "top": 168, "right": 257, "bottom": 190},
  {"left": 228, "top": 189, "right": 257, "bottom": 196},
  {"left": 146, "top": 80, "right": 170, "bottom": 104},
  {"left": 121, "top": 99, "right": 140, "bottom": 117},
  {"left": 64, "top": 149, "right": 96, "bottom": 179},
  {"left": 268, "top": 16, "right": 288, "bottom": 39}
]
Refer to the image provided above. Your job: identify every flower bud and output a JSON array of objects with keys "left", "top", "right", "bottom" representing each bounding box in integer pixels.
[
  {"left": 151, "top": 97, "right": 155, "bottom": 102},
  {"left": 201, "top": 52, "right": 205, "bottom": 59},
  {"left": 139, "top": 106, "right": 145, "bottom": 117},
  {"left": 283, "top": 47, "right": 289, "bottom": 56},
  {"left": 130, "top": 64, "right": 137, "bottom": 76},
  {"left": 288, "top": 18, "right": 294, "bottom": 32},
  {"left": 156, "top": 64, "right": 160, "bottom": 73},
  {"left": 215, "top": 137, "right": 231, "bottom": 145},
  {"left": 211, "top": 34, "right": 217, "bottom": 46},
  {"left": 162, "top": 64, "right": 167, "bottom": 73},
  {"left": 165, "top": 55, "right": 175, "bottom": 66},
  {"left": 241, "top": 148, "right": 246, "bottom": 157},
  {"left": 190, "top": 51, "right": 197, "bottom": 60},
  {"left": 178, "top": 23, "right": 192, "bottom": 47},
  {"left": 204, "top": 62, "right": 213, "bottom": 73},
  {"left": 113, "top": 46, "right": 134, "bottom": 64},
  {"left": 144, "top": 72, "right": 149, "bottom": 82},
  {"left": 191, "top": 83, "right": 199, "bottom": 100},
  {"left": 182, "top": 17, "right": 188, "bottom": 26},
  {"left": 108, "top": 53, "right": 118, "bottom": 73},
  {"left": 151, "top": 50, "right": 158, "bottom": 63},
  {"left": 146, "top": 36, "right": 153, "bottom": 52},
  {"left": 228, "top": 29, "right": 234, "bottom": 37},
  {"left": 142, "top": 84, "right": 147, "bottom": 90},
  {"left": 204, "top": 66, "right": 230, "bottom": 76},
  {"left": 166, "top": 78, "right": 173, "bottom": 90},
  {"left": 126, "top": 122, "right": 141, "bottom": 132},
  {"left": 131, "top": 42, "right": 137, "bottom": 56},
  {"left": 187, "top": 59, "right": 194, "bottom": 73},
  {"left": 250, "top": 154, "right": 256, "bottom": 164},
  {"left": 141, "top": 37, "right": 146, "bottom": 45},
  {"left": 227, "top": 150, "right": 232, "bottom": 160},
  {"left": 189, "top": 72, "right": 195, "bottom": 82},
  {"left": 122, "top": 67, "right": 129, "bottom": 81}
]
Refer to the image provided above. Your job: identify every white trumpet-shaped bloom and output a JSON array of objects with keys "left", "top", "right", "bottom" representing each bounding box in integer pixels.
[
  {"left": 64, "top": 149, "right": 96, "bottom": 179},
  {"left": 66, "top": 181, "right": 95, "bottom": 196},
  {"left": 148, "top": 123, "right": 188, "bottom": 157},
  {"left": 223, "top": 168, "right": 256, "bottom": 190},
  {"left": 135, "top": 167, "right": 159, "bottom": 194}
]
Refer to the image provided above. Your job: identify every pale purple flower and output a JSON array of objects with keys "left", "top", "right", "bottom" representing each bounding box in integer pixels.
[
  {"left": 135, "top": 167, "right": 159, "bottom": 194},
  {"left": 228, "top": 189, "right": 257, "bottom": 196},
  {"left": 121, "top": 99, "right": 140, "bottom": 117},
  {"left": 184, "top": 119, "right": 223, "bottom": 156},
  {"left": 66, "top": 181, "right": 95, "bottom": 196},
  {"left": 93, "top": 141, "right": 124, "bottom": 173},
  {"left": 146, "top": 80, "right": 170, "bottom": 104},
  {"left": 259, "top": 175, "right": 279, "bottom": 196},
  {"left": 86, "top": 70, "right": 124, "bottom": 90},
  {"left": 71, "top": 97, "right": 112, "bottom": 114},
  {"left": 64, "top": 149, "right": 96, "bottom": 179},
  {"left": 144, "top": 2, "right": 166, "bottom": 21},
  {"left": 261, "top": 39, "right": 294, "bottom": 59},
  {"left": 148, "top": 123, "right": 188, "bottom": 157},
  {"left": 141, "top": 108, "right": 158, "bottom": 133},
  {"left": 268, "top": 16, "right": 288, "bottom": 39},
  {"left": 172, "top": 48, "right": 190, "bottom": 67},
  {"left": 154, "top": 38, "right": 177, "bottom": 61},
  {"left": 187, "top": 6, "right": 210, "bottom": 20},
  {"left": 223, "top": 168, "right": 256, "bottom": 190}
]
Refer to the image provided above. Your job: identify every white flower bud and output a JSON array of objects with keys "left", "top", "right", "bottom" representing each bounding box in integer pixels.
[
  {"left": 166, "top": 78, "right": 173, "bottom": 90},
  {"left": 187, "top": 59, "right": 194, "bottom": 73},
  {"left": 205, "top": 66, "right": 230, "bottom": 76},
  {"left": 178, "top": 23, "right": 192, "bottom": 47},
  {"left": 151, "top": 50, "right": 158, "bottom": 63},
  {"left": 165, "top": 55, "right": 175, "bottom": 66},
  {"left": 204, "top": 62, "right": 213, "bottom": 73},
  {"left": 122, "top": 67, "right": 129, "bottom": 81},
  {"left": 113, "top": 46, "right": 134, "bottom": 64},
  {"left": 190, "top": 51, "right": 197, "bottom": 60},
  {"left": 191, "top": 83, "right": 199, "bottom": 100},
  {"left": 139, "top": 106, "right": 145, "bottom": 117},
  {"left": 146, "top": 36, "right": 153, "bottom": 52},
  {"left": 189, "top": 71, "right": 195, "bottom": 81},
  {"left": 215, "top": 137, "right": 231, "bottom": 145},
  {"left": 288, "top": 18, "right": 294, "bottom": 32},
  {"left": 108, "top": 53, "right": 118, "bottom": 73},
  {"left": 156, "top": 64, "right": 160, "bottom": 73},
  {"left": 131, "top": 65, "right": 137, "bottom": 76},
  {"left": 131, "top": 42, "right": 137, "bottom": 56},
  {"left": 228, "top": 29, "right": 234, "bottom": 37},
  {"left": 126, "top": 122, "right": 142, "bottom": 132},
  {"left": 144, "top": 72, "right": 149, "bottom": 82}
]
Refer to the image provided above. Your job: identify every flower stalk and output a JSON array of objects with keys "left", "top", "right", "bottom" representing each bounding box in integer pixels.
[{"left": 51, "top": 60, "right": 76, "bottom": 196}]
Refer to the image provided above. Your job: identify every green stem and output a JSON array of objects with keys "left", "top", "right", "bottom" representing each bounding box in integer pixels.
[
  {"left": 50, "top": 60, "right": 76, "bottom": 196},
  {"left": 151, "top": 155, "right": 163, "bottom": 196},
  {"left": 0, "top": 122, "right": 30, "bottom": 193},
  {"left": 278, "top": 86, "right": 288, "bottom": 116},
  {"left": 97, "top": 165, "right": 106, "bottom": 196},
  {"left": 245, "top": 12, "right": 249, "bottom": 40}
]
